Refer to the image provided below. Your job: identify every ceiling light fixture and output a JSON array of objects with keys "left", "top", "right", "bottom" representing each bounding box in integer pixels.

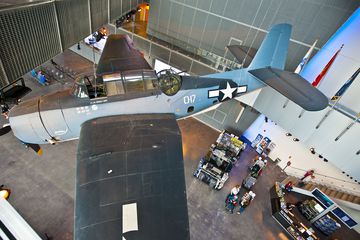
[{"left": 310, "top": 148, "right": 315, "bottom": 154}]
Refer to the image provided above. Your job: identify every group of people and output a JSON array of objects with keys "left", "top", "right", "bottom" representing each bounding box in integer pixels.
[
  {"left": 30, "top": 69, "right": 47, "bottom": 85},
  {"left": 225, "top": 185, "right": 256, "bottom": 214}
]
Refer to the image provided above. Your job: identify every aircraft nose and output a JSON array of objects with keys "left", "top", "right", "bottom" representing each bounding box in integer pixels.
[
  {"left": 9, "top": 98, "right": 39, "bottom": 118},
  {"left": 8, "top": 98, "right": 43, "bottom": 144}
]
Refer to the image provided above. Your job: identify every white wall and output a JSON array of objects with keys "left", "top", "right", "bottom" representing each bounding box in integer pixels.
[
  {"left": 241, "top": 8, "right": 360, "bottom": 184},
  {"left": 243, "top": 115, "right": 360, "bottom": 196},
  {"left": 301, "top": 8, "right": 360, "bottom": 110}
]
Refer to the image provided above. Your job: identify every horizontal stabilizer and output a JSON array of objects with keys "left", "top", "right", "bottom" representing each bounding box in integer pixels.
[{"left": 249, "top": 67, "right": 328, "bottom": 111}]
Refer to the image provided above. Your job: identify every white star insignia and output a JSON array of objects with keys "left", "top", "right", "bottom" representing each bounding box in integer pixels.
[{"left": 220, "top": 82, "right": 237, "bottom": 101}]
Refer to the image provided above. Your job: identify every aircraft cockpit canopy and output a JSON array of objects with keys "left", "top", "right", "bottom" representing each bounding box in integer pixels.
[
  {"left": 72, "top": 76, "right": 106, "bottom": 99},
  {"left": 102, "top": 69, "right": 158, "bottom": 96},
  {"left": 72, "top": 76, "right": 90, "bottom": 99},
  {"left": 73, "top": 69, "right": 183, "bottom": 99}
]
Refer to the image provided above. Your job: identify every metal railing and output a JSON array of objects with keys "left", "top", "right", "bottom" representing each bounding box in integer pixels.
[
  {"left": 146, "top": 27, "right": 243, "bottom": 71},
  {"left": 0, "top": 78, "right": 27, "bottom": 102},
  {"left": 286, "top": 166, "right": 360, "bottom": 196}
]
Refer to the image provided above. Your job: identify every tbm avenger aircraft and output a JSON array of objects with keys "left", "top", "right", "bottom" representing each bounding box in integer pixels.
[{"left": 1, "top": 24, "right": 328, "bottom": 240}]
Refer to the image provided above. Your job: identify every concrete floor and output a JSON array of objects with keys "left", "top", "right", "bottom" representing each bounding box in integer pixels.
[{"left": 1, "top": 48, "right": 358, "bottom": 240}]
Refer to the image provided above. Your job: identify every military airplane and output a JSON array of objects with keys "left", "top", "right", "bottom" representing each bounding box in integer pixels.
[{"left": 1, "top": 24, "right": 328, "bottom": 240}]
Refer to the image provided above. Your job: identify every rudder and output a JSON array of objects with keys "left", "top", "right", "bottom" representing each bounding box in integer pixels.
[{"left": 247, "top": 23, "right": 291, "bottom": 70}]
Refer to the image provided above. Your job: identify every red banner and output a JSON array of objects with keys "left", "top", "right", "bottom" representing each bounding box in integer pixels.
[{"left": 312, "top": 44, "right": 344, "bottom": 87}]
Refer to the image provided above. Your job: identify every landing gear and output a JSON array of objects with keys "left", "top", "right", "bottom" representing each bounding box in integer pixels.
[{"left": 47, "top": 138, "right": 59, "bottom": 145}]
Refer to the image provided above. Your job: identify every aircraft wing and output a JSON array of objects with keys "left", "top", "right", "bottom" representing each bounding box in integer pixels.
[
  {"left": 96, "top": 34, "right": 152, "bottom": 76},
  {"left": 75, "top": 114, "right": 190, "bottom": 240}
]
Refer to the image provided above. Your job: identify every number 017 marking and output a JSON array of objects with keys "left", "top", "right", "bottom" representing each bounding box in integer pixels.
[{"left": 183, "top": 95, "right": 196, "bottom": 104}]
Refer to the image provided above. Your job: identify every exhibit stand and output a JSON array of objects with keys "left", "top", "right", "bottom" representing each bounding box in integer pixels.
[
  {"left": 193, "top": 130, "right": 245, "bottom": 190},
  {"left": 270, "top": 182, "right": 358, "bottom": 239},
  {"left": 270, "top": 182, "right": 319, "bottom": 240}
]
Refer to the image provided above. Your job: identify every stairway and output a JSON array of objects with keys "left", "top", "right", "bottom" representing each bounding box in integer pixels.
[{"left": 281, "top": 176, "right": 360, "bottom": 205}]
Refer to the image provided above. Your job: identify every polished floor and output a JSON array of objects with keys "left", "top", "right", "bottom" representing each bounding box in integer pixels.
[{"left": 1, "top": 48, "right": 358, "bottom": 240}]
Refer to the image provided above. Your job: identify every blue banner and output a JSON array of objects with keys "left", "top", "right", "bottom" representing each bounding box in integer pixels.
[{"left": 331, "top": 67, "right": 360, "bottom": 101}]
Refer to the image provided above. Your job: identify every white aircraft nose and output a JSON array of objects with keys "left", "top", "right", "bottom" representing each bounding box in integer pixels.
[
  {"left": 9, "top": 98, "right": 39, "bottom": 118},
  {"left": 8, "top": 97, "right": 47, "bottom": 145}
]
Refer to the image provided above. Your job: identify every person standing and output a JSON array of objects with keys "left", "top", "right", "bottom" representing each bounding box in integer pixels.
[
  {"left": 1, "top": 102, "right": 9, "bottom": 119},
  {"left": 301, "top": 170, "right": 314, "bottom": 181},
  {"left": 284, "top": 181, "right": 294, "bottom": 192},
  {"left": 230, "top": 184, "right": 241, "bottom": 196},
  {"left": 225, "top": 194, "right": 238, "bottom": 214},
  {"left": 237, "top": 191, "right": 256, "bottom": 214}
]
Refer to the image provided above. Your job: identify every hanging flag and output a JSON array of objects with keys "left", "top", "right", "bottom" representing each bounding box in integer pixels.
[
  {"left": 294, "top": 40, "right": 318, "bottom": 74},
  {"left": 315, "top": 68, "right": 359, "bottom": 129},
  {"left": 331, "top": 67, "right": 360, "bottom": 101},
  {"left": 312, "top": 44, "right": 344, "bottom": 87}
]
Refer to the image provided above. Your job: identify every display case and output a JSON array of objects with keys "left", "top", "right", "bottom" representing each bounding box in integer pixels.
[
  {"left": 298, "top": 200, "right": 324, "bottom": 221},
  {"left": 314, "top": 214, "right": 341, "bottom": 236},
  {"left": 270, "top": 184, "right": 319, "bottom": 240},
  {"left": 193, "top": 130, "right": 244, "bottom": 190}
]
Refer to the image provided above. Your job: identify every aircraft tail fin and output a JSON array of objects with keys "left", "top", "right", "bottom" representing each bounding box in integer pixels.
[
  {"left": 216, "top": 23, "right": 328, "bottom": 111},
  {"left": 247, "top": 23, "right": 291, "bottom": 70}
]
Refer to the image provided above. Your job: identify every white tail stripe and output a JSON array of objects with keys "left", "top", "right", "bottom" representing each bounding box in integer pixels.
[
  {"left": 208, "top": 90, "right": 220, "bottom": 98},
  {"left": 237, "top": 86, "right": 247, "bottom": 93}
]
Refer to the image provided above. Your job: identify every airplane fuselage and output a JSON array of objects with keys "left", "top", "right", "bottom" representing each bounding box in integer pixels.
[{"left": 9, "top": 72, "right": 253, "bottom": 145}]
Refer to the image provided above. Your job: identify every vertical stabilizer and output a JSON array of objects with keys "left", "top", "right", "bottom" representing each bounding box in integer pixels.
[{"left": 248, "top": 24, "right": 291, "bottom": 70}]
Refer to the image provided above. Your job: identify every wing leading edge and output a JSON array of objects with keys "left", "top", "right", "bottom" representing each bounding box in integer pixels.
[{"left": 75, "top": 114, "right": 190, "bottom": 240}]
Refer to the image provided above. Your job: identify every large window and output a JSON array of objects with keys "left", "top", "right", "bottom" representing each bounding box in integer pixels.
[
  {"left": 143, "top": 70, "right": 157, "bottom": 90},
  {"left": 124, "top": 71, "right": 144, "bottom": 93},
  {"left": 102, "top": 70, "right": 158, "bottom": 95},
  {"left": 72, "top": 77, "right": 89, "bottom": 98},
  {"left": 106, "top": 81, "right": 125, "bottom": 96}
]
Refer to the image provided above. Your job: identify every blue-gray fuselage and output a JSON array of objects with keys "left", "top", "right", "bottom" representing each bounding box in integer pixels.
[{"left": 9, "top": 69, "right": 262, "bottom": 145}]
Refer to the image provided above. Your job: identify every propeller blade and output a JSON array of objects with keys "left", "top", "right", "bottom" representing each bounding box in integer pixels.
[
  {"left": 0, "top": 125, "right": 11, "bottom": 136},
  {"left": 27, "top": 143, "right": 43, "bottom": 156}
]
